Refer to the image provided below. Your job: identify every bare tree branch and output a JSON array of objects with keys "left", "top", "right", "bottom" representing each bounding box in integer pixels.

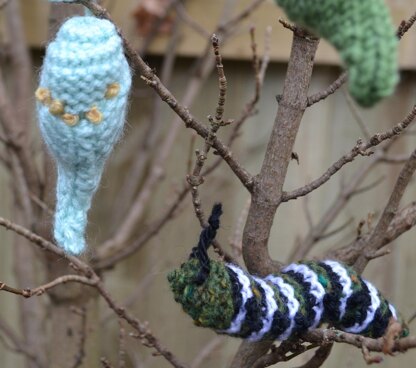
[
  {"left": 326, "top": 201, "right": 416, "bottom": 264},
  {"left": 0, "top": 318, "right": 45, "bottom": 368},
  {"left": 0, "top": 217, "right": 188, "bottom": 367},
  {"left": 100, "top": 357, "right": 115, "bottom": 368},
  {"left": 354, "top": 149, "right": 416, "bottom": 272},
  {"left": 295, "top": 344, "right": 333, "bottom": 368},
  {"left": 76, "top": 0, "right": 254, "bottom": 190},
  {"left": 190, "top": 336, "right": 224, "bottom": 368},
  {"left": 307, "top": 72, "right": 347, "bottom": 107},
  {"left": 241, "top": 30, "right": 319, "bottom": 276},
  {"left": 231, "top": 26, "right": 320, "bottom": 368},
  {"left": 397, "top": 11, "right": 416, "bottom": 39},
  {"left": 283, "top": 105, "right": 416, "bottom": 202},
  {"left": 71, "top": 307, "right": 87, "bottom": 368},
  {"left": 0, "top": 275, "right": 98, "bottom": 298}
]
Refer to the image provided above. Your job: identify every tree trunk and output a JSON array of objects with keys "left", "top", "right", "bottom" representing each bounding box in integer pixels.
[{"left": 231, "top": 31, "right": 319, "bottom": 368}]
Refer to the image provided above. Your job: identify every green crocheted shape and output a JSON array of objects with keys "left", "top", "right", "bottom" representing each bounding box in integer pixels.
[
  {"left": 167, "top": 259, "right": 235, "bottom": 330},
  {"left": 275, "top": 0, "right": 399, "bottom": 107}
]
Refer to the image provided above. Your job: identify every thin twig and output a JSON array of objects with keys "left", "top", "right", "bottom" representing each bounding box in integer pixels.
[
  {"left": 307, "top": 72, "right": 347, "bottom": 107},
  {"left": 96, "top": 1, "right": 259, "bottom": 264},
  {"left": 190, "top": 336, "right": 224, "bottom": 368},
  {"left": 283, "top": 105, "right": 416, "bottom": 202},
  {"left": 232, "top": 26, "right": 271, "bottom": 128},
  {"left": 397, "top": 11, "right": 416, "bottom": 39},
  {"left": 380, "top": 154, "right": 412, "bottom": 164},
  {"left": 71, "top": 307, "right": 87, "bottom": 368},
  {"left": 304, "top": 327, "right": 416, "bottom": 356},
  {"left": 29, "top": 193, "right": 54, "bottom": 216},
  {"left": 94, "top": 185, "right": 188, "bottom": 269},
  {"left": 185, "top": 35, "right": 236, "bottom": 262},
  {"left": 138, "top": 0, "right": 180, "bottom": 55},
  {"left": 289, "top": 149, "right": 380, "bottom": 262},
  {"left": 343, "top": 89, "right": 371, "bottom": 140},
  {"left": 174, "top": 2, "right": 210, "bottom": 38},
  {"left": 0, "top": 0, "right": 10, "bottom": 10},
  {"left": 229, "top": 197, "right": 251, "bottom": 258},
  {"left": 326, "top": 201, "right": 416, "bottom": 264},
  {"left": 355, "top": 149, "right": 416, "bottom": 272},
  {"left": 294, "top": 344, "right": 333, "bottom": 368},
  {"left": 119, "top": 320, "right": 126, "bottom": 368},
  {"left": 318, "top": 218, "right": 354, "bottom": 242},
  {"left": 78, "top": 0, "right": 254, "bottom": 190},
  {"left": 113, "top": 6, "right": 182, "bottom": 222},
  {"left": 252, "top": 341, "right": 319, "bottom": 368},
  {"left": 96, "top": 282, "right": 188, "bottom": 368},
  {"left": 100, "top": 357, "right": 115, "bottom": 368},
  {"left": 0, "top": 68, "right": 41, "bottom": 197},
  {"left": 218, "top": 0, "right": 265, "bottom": 33},
  {"left": 207, "top": 25, "right": 271, "bottom": 175},
  {"left": 0, "top": 318, "right": 45, "bottom": 368},
  {"left": 0, "top": 217, "right": 188, "bottom": 368},
  {"left": 0, "top": 216, "right": 91, "bottom": 275},
  {"left": 0, "top": 275, "right": 99, "bottom": 298}
]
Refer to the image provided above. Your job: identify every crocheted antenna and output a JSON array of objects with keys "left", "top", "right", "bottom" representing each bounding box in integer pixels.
[
  {"left": 168, "top": 205, "right": 409, "bottom": 341},
  {"left": 36, "top": 6, "right": 131, "bottom": 254},
  {"left": 274, "top": 0, "right": 399, "bottom": 107}
]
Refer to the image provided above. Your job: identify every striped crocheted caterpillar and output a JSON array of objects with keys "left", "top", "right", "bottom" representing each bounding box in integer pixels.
[
  {"left": 274, "top": 0, "right": 399, "bottom": 107},
  {"left": 168, "top": 204, "right": 408, "bottom": 341},
  {"left": 36, "top": 1, "right": 131, "bottom": 254}
]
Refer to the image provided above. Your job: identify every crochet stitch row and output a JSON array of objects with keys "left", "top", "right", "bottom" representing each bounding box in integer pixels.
[
  {"left": 168, "top": 204, "right": 408, "bottom": 341},
  {"left": 36, "top": 83, "right": 120, "bottom": 126},
  {"left": 274, "top": 0, "right": 399, "bottom": 107},
  {"left": 169, "top": 258, "right": 405, "bottom": 340},
  {"left": 36, "top": 15, "right": 132, "bottom": 255}
]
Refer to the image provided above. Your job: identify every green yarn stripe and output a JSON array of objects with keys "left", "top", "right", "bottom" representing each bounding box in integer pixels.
[{"left": 168, "top": 259, "right": 406, "bottom": 341}]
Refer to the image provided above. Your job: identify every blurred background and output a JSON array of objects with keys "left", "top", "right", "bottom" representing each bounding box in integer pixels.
[{"left": 0, "top": 0, "right": 415, "bottom": 367}]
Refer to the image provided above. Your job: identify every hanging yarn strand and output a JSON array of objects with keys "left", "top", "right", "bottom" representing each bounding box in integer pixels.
[
  {"left": 168, "top": 204, "right": 409, "bottom": 341},
  {"left": 189, "top": 203, "right": 223, "bottom": 285},
  {"left": 36, "top": 0, "right": 132, "bottom": 254},
  {"left": 274, "top": 0, "right": 399, "bottom": 107}
]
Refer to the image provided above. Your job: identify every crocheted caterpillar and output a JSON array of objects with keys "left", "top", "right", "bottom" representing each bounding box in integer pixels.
[
  {"left": 168, "top": 204, "right": 409, "bottom": 341},
  {"left": 274, "top": 0, "right": 399, "bottom": 107},
  {"left": 36, "top": 1, "right": 131, "bottom": 254}
]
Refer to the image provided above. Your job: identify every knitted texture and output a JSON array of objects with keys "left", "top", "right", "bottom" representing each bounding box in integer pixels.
[
  {"left": 36, "top": 15, "right": 131, "bottom": 254},
  {"left": 169, "top": 259, "right": 408, "bottom": 340},
  {"left": 274, "top": 0, "right": 399, "bottom": 107},
  {"left": 168, "top": 205, "right": 409, "bottom": 341}
]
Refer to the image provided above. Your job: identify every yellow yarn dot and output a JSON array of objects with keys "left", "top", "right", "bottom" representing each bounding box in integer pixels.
[
  {"left": 105, "top": 83, "right": 120, "bottom": 99},
  {"left": 49, "top": 100, "right": 65, "bottom": 116},
  {"left": 35, "top": 87, "right": 52, "bottom": 105},
  {"left": 62, "top": 113, "right": 79, "bottom": 127},
  {"left": 252, "top": 286, "right": 262, "bottom": 300},
  {"left": 86, "top": 106, "right": 103, "bottom": 124}
]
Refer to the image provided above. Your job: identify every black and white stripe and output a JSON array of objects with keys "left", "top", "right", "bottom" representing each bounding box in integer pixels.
[
  {"left": 219, "top": 261, "right": 398, "bottom": 340},
  {"left": 248, "top": 277, "right": 278, "bottom": 341},
  {"left": 265, "top": 275, "right": 300, "bottom": 340},
  {"left": 344, "top": 280, "right": 381, "bottom": 334},
  {"left": 322, "top": 260, "right": 354, "bottom": 320},
  {"left": 283, "top": 263, "right": 326, "bottom": 329},
  {"left": 224, "top": 264, "right": 253, "bottom": 335}
]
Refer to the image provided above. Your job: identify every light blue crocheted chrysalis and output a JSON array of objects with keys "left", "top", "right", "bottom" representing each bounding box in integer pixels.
[{"left": 36, "top": 5, "right": 132, "bottom": 255}]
